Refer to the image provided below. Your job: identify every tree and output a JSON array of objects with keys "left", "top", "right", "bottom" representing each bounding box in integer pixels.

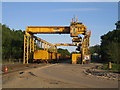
[
  {"left": 100, "top": 30, "right": 120, "bottom": 63},
  {"left": 2, "top": 24, "right": 24, "bottom": 61},
  {"left": 57, "top": 48, "right": 70, "bottom": 56},
  {"left": 90, "top": 45, "right": 101, "bottom": 55}
]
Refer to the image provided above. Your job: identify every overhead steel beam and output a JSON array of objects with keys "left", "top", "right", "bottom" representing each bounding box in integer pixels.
[
  {"left": 55, "top": 43, "right": 78, "bottom": 46},
  {"left": 26, "top": 26, "right": 70, "bottom": 34}
]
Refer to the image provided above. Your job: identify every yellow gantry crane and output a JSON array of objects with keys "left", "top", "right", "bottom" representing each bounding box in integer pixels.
[{"left": 24, "top": 17, "right": 91, "bottom": 64}]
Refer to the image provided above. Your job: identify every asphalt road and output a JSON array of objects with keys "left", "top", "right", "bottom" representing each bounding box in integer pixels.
[{"left": 2, "top": 63, "right": 118, "bottom": 88}]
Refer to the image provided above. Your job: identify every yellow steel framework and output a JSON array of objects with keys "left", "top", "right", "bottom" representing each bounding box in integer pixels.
[
  {"left": 54, "top": 43, "right": 78, "bottom": 46},
  {"left": 72, "top": 37, "right": 82, "bottom": 42},
  {"left": 24, "top": 17, "right": 91, "bottom": 64},
  {"left": 81, "top": 31, "right": 91, "bottom": 64},
  {"left": 24, "top": 34, "right": 36, "bottom": 64},
  {"left": 24, "top": 33, "right": 57, "bottom": 64}
]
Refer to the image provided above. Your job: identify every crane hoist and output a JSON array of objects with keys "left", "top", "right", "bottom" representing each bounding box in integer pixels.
[{"left": 24, "top": 17, "right": 91, "bottom": 64}]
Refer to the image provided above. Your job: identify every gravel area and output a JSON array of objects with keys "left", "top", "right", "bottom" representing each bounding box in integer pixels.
[{"left": 84, "top": 67, "right": 119, "bottom": 81}]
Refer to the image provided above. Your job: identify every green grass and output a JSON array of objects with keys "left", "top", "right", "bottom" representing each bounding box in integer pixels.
[{"left": 102, "top": 63, "right": 120, "bottom": 72}]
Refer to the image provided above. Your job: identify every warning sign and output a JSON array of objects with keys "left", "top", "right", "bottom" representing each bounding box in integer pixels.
[{"left": 84, "top": 55, "right": 90, "bottom": 60}]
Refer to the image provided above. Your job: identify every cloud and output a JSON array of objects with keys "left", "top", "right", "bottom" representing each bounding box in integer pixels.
[{"left": 52, "top": 8, "right": 101, "bottom": 12}]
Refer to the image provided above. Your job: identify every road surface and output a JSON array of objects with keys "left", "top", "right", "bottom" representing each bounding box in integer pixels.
[{"left": 2, "top": 63, "right": 118, "bottom": 88}]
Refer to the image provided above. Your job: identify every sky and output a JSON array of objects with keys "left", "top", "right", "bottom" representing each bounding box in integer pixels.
[
  {"left": 1, "top": 0, "right": 120, "bottom": 2},
  {"left": 2, "top": 2, "right": 118, "bottom": 52}
]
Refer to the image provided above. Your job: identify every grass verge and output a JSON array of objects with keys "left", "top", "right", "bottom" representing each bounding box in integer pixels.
[{"left": 102, "top": 63, "right": 120, "bottom": 72}]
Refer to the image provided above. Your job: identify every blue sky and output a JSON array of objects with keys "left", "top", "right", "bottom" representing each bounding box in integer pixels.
[{"left": 2, "top": 2, "right": 118, "bottom": 52}]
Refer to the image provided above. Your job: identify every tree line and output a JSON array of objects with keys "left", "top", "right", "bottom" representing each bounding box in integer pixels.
[
  {"left": 2, "top": 24, "right": 24, "bottom": 61},
  {"left": 90, "top": 21, "right": 120, "bottom": 64},
  {"left": 100, "top": 29, "right": 120, "bottom": 63},
  {"left": 57, "top": 48, "right": 70, "bottom": 56}
]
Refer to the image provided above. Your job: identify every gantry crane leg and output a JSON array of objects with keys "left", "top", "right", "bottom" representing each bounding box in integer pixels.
[
  {"left": 81, "top": 34, "right": 90, "bottom": 64},
  {"left": 24, "top": 35, "right": 29, "bottom": 64},
  {"left": 24, "top": 35, "right": 35, "bottom": 64},
  {"left": 30, "top": 36, "right": 34, "bottom": 53}
]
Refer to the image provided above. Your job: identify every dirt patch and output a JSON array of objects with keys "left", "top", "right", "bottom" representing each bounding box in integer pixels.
[{"left": 84, "top": 68, "right": 119, "bottom": 80}]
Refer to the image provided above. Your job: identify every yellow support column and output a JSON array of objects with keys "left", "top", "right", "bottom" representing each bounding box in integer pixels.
[
  {"left": 26, "top": 36, "right": 29, "bottom": 64},
  {"left": 23, "top": 35, "right": 29, "bottom": 64},
  {"left": 30, "top": 37, "right": 32, "bottom": 53},
  {"left": 81, "top": 33, "right": 90, "bottom": 64},
  {"left": 23, "top": 35, "right": 26, "bottom": 64},
  {"left": 32, "top": 38, "right": 35, "bottom": 52},
  {"left": 30, "top": 37, "right": 34, "bottom": 52}
]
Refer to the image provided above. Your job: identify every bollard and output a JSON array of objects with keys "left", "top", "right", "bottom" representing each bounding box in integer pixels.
[{"left": 108, "top": 62, "right": 112, "bottom": 69}]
